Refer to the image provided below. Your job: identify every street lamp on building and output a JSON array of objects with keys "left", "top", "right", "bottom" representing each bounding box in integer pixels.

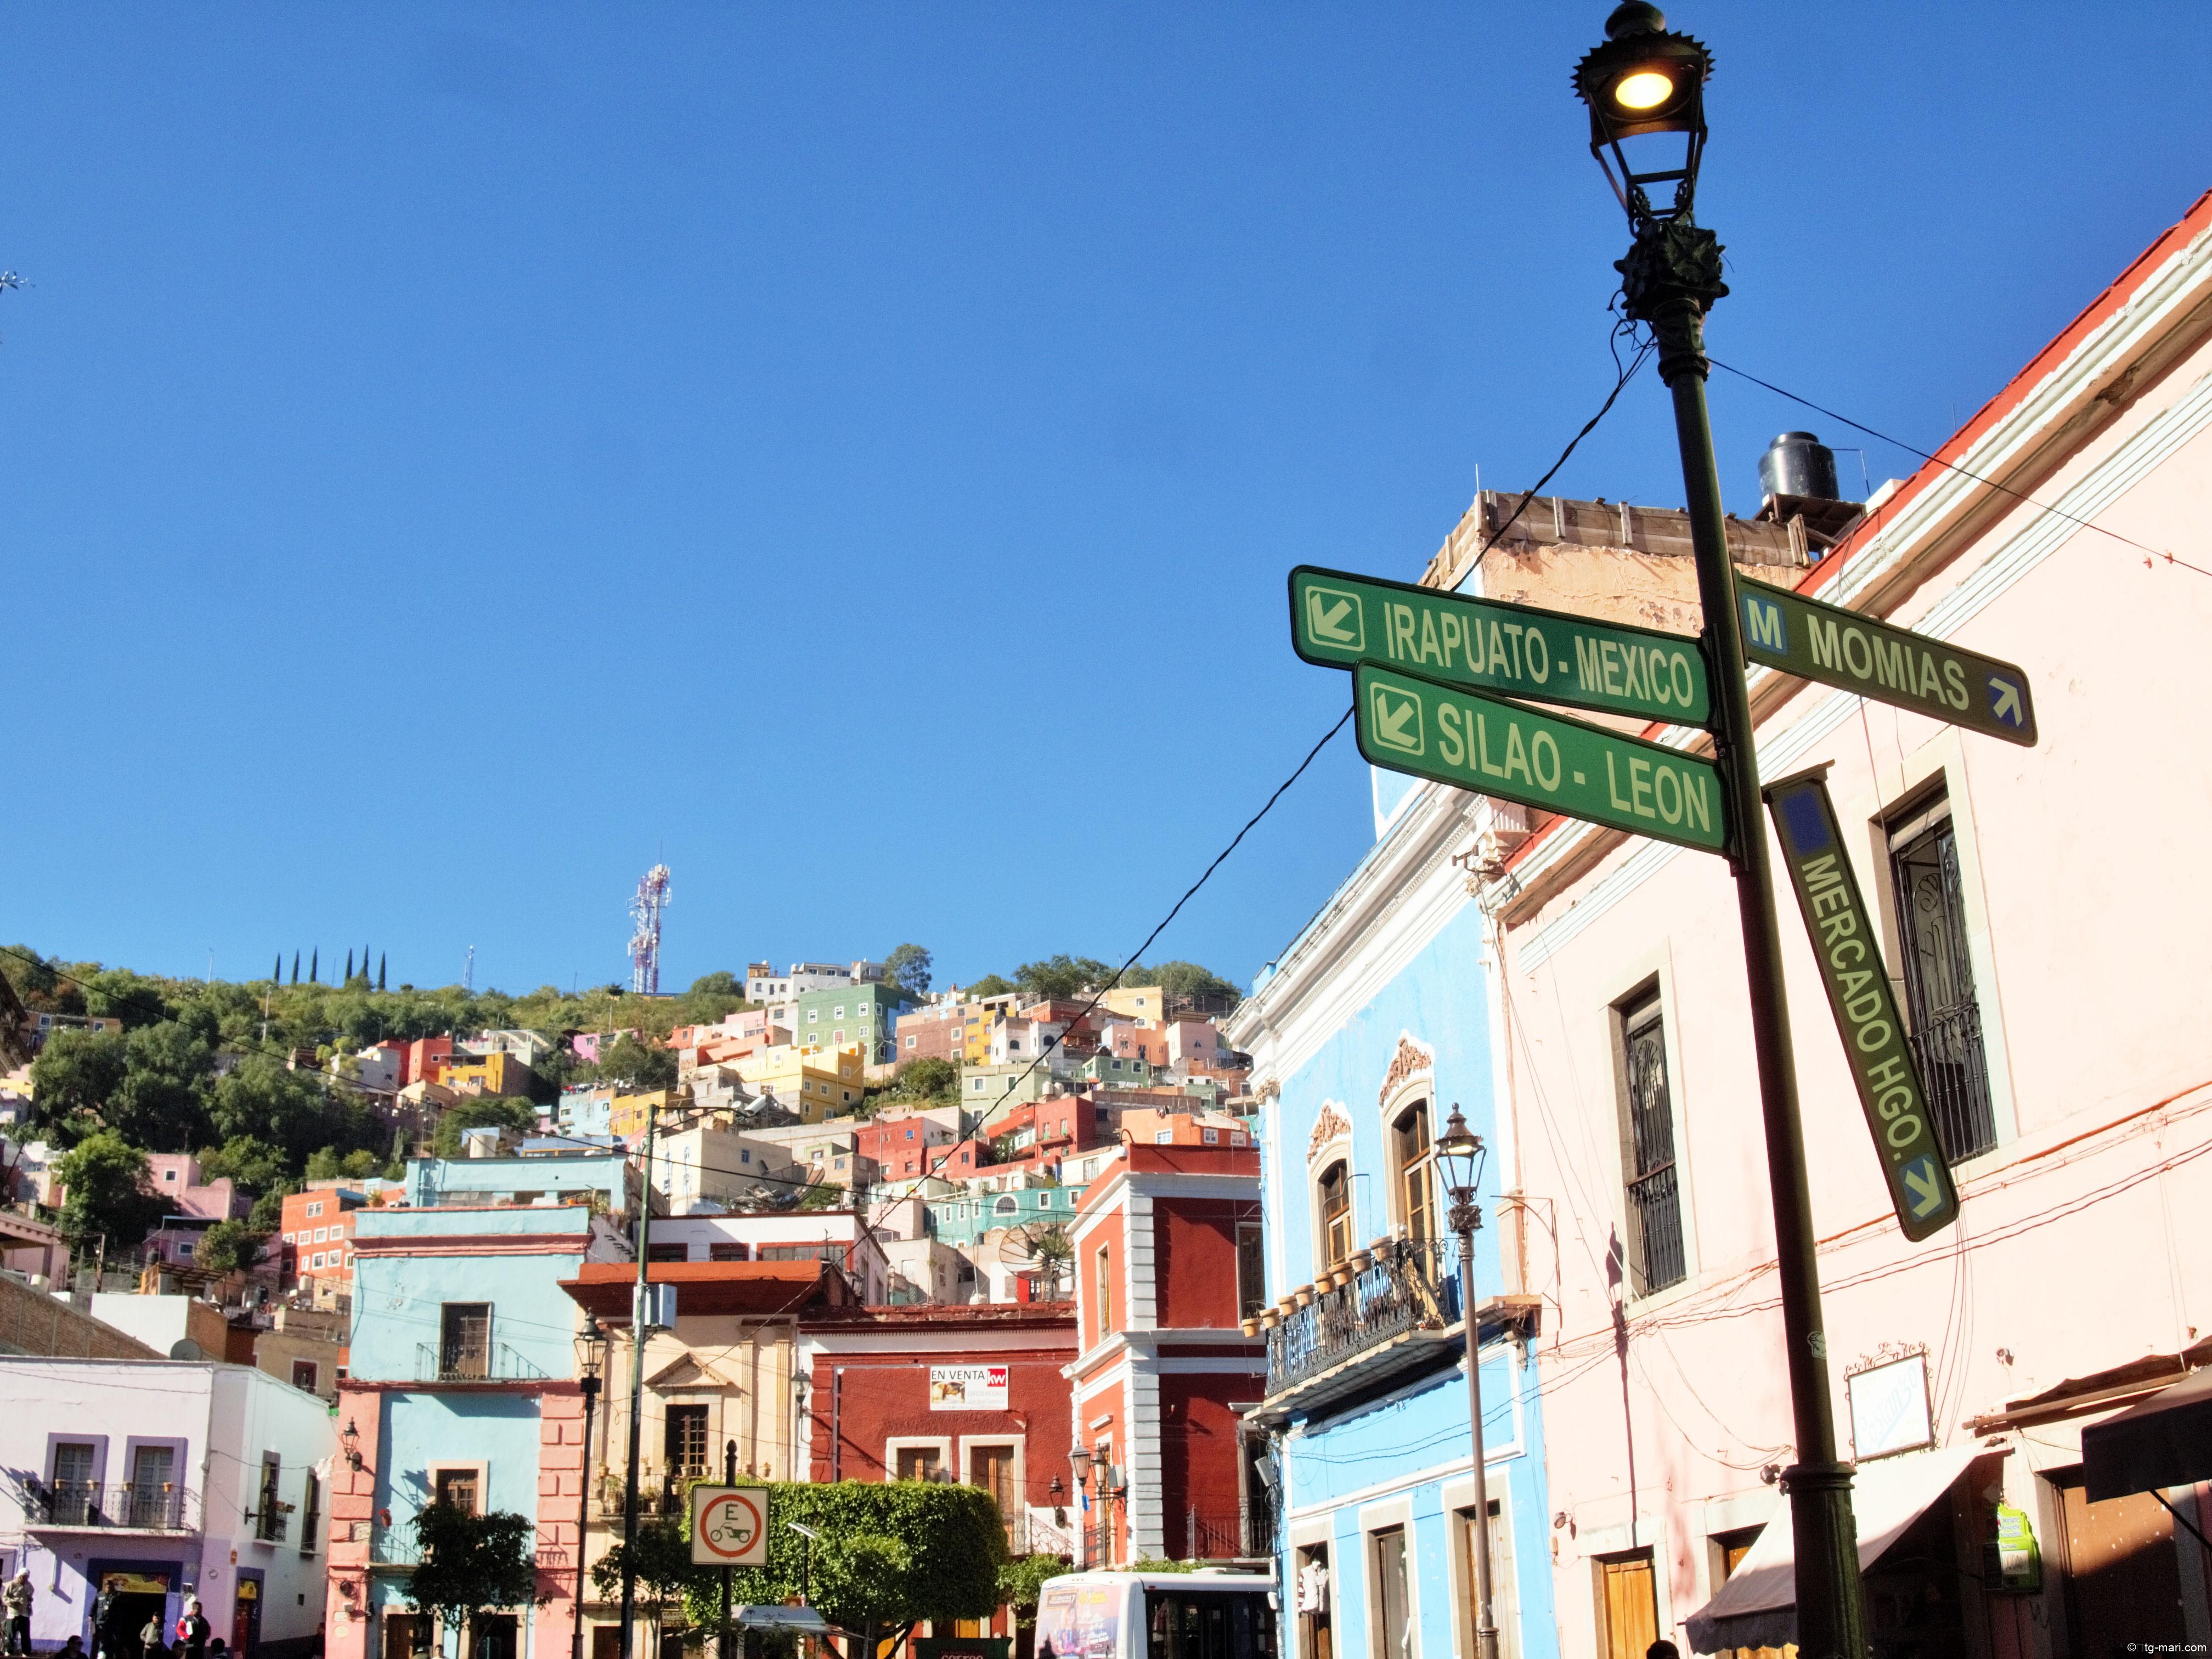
[
  {"left": 1435, "top": 1107, "right": 1497, "bottom": 1659},
  {"left": 573, "top": 1320, "right": 607, "bottom": 1659},
  {"left": 1572, "top": 9, "right": 1865, "bottom": 1655}
]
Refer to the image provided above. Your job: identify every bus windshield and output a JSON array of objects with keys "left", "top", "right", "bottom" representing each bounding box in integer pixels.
[{"left": 1144, "top": 1588, "right": 1277, "bottom": 1659}]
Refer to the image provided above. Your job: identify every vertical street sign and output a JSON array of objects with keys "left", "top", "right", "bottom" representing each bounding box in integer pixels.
[
  {"left": 1290, "top": 565, "right": 1714, "bottom": 727},
  {"left": 1764, "top": 768, "right": 1959, "bottom": 1240},
  {"left": 1737, "top": 580, "right": 2038, "bottom": 747},
  {"left": 1351, "top": 661, "right": 1729, "bottom": 855}
]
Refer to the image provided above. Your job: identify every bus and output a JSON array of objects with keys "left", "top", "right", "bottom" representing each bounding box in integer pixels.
[{"left": 1033, "top": 1570, "right": 1277, "bottom": 1659}]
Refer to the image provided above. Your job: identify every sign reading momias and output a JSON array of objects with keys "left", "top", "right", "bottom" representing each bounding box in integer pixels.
[
  {"left": 1352, "top": 661, "right": 1728, "bottom": 855},
  {"left": 929, "top": 1364, "right": 1009, "bottom": 1410},
  {"left": 1739, "top": 580, "right": 2036, "bottom": 746},
  {"left": 1765, "top": 769, "right": 1959, "bottom": 1240},
  {"left": 1291, "top": 565, "right": 1713, "bottom": 727}
]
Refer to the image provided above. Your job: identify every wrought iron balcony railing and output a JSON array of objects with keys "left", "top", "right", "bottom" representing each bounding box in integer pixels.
[
  {"left": 1910, "top": 1001, "right": 1997, "bottom": 1163},
  {"left": 415, "top": 1341, "right": 550, "bottom": 1384},
  {"left": 1263, "top": 1238, "right": 1462, "bottom": 1400},
  {"left": 32, "top": 1482, "right": 197, "bottom": 1532},
  {"left": 1184, "top": 1506, "right": 1272, "bottom": 1562}
]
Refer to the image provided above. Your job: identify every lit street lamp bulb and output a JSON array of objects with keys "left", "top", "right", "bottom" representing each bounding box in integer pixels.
[{"left": 1611, "top": 69, "right": 1675, "bottom": 110}]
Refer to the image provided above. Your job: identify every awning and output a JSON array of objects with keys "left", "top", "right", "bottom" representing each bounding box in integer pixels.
[
  {"left": 1684, "top": 1444, "right": 1981, "bottom": 1654},
  {"left": 734, "top": 1607, "right": 833, "bottom": 1634},
  {"left": 2084, "top": 1366, "right": 2212, "bottom": 1502}
]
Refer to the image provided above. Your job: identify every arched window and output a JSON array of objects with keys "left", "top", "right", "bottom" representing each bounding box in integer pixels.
[
  {"left": 993, "top": 1195, "right": 1019, "bottom": 1216},
  {"left": 1317, "top": 1160, "right": 1352, "bottom": 1268},
  {"left": 1392, "top": 1099, "right": 1435, "bottom": 1246}
]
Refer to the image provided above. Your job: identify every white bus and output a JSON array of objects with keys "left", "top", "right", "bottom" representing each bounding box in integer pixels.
[{"left": 1033, "top": 1570, "right": 1278, "bottom": 1659}]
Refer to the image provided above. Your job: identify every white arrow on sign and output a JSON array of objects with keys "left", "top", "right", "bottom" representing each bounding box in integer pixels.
[
  {"left": 1370, "top": 686, "right": 1421, "bottom": 753},
  {"left": 1900, "top": 1156, "right": 1945, "bottom": 1218},
  {"left": 1988, "top": 676, "right": 2025, "bottom": 729},
  {"left": 1307, "top": 590, "right": 1361, "bottom": 646}
]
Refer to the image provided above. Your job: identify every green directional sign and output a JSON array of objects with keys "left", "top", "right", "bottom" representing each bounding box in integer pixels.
[
  {"left": 1352, "top": 662, "right": 1729, "bottom": 855},
  {"left": 1737, "top": 578, "right": 2036, "bottom": 747},
  {"left": 1292, "top": 565, "right": 1712, "bottom": 728},
  {"left": 1765, "top": 768, "right": 1959, "bottom": 1241}
]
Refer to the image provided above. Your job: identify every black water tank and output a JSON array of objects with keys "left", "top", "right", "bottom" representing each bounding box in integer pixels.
[{"left": 1758, "top": 431, "right": 1842, "bottom": 501}]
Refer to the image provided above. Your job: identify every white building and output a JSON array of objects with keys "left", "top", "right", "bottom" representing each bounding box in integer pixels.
[
  {"left": 0, "top": 1358, "right": 339, "bottom": 1659},
  {"left": 646, "top": 1212, "right": 891, "bottom": 1305},
  {"left": 655, "top": 1124, "right": 809, "bottom": 1212},
  {"left": 743, "top": 961, "right": 884, "bottom": 1003}
]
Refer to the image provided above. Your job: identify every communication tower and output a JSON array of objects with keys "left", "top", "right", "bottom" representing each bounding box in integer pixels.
[{"left": 629, "top": 865, "right": 672, "bottom": 995}]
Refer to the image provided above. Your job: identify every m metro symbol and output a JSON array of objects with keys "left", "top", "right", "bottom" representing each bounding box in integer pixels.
[
  {"left": 1368, "top": 682, "right": 1424, "bottom": 756},
  {"left": 1304, "top": 585, "right": 1364, "bottom": 652},
  {"left": 1742, "top": 590, "right": 1787, "bottom": 654}
]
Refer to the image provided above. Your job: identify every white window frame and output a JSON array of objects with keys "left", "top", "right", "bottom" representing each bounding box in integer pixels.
[{"left": 884, "top": 1435, "right": 953, "bottom": 1481}]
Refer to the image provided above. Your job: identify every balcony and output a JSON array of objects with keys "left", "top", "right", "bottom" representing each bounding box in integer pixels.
[
  {"left": 1182, "top": 1501, "right": 1273, "bottom": 1564},
  {"left": 31, "top": 1482, "right": 198, "bottom": 1533},
  {"left": 1256, "top": 1238, "right": 1463, "bottom": 1417},
  {"left": 414, "top": 1342, "right": 550, "bottom": 1384}
]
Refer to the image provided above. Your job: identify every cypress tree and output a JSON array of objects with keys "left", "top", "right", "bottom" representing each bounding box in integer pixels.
[
  {"left": 291, "top": 952, "right": 300, "bottom": 985},
  {"left": 345, "top": 950, "right": 354, "bottom": 982},
  {"left": 378, "top": 955, "right": 387, "bottom": 991},
  {"left": 273, "top": 952, "right": 283, "bottom": 983},
  {"left": 310, "top": 948, "right": 319, "bottom": 984},
  {"left": 364, "top": 943, "right": 373, "bottom": 983}
]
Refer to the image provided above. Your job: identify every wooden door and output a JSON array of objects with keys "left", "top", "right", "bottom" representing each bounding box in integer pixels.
[
  {"left": 1598, "top": 1554, "right": 1657, "bottom": 1659},
  {"left": 1370, "top": 1529, "right": 1408, "bottom": 1659},
  {"left": 2052, "top": 1470, "right": 2187, "bottom": 1652},
  {"left": 972, "top": 1446, "right": 1017, "bottom": 1517}
]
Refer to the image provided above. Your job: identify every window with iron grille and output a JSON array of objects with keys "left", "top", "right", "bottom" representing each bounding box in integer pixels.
[
  {"left": 439, "top": 1303, "right": 492, "bottom": 1379},
  {"left": 1887, "top": 794, "right": 1997, "bottom": 1162},
  {"left": 1620, "top": 989, "right": 1686, "bottom": 1295},
  {"left": 665, "top": 1405, "right": 710, "bottom": 1479}
]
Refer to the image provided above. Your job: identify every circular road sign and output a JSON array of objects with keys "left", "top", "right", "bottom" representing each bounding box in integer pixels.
[{"left": 692, "top": 1487, "right": 769, "bottom": 1566}]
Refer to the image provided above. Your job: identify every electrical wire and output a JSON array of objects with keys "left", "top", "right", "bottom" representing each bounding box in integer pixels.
[{"left": 1706, "top": 356, "right": 2212, "bottom": 580}]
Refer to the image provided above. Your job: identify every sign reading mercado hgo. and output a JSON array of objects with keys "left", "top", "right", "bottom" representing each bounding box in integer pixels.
[
  {"left": 1764, "top": 769, "right": 1959, "bottom": 1240},
  {"left": 1351, "top": 661, "right": 1728, "bottom": 855}
]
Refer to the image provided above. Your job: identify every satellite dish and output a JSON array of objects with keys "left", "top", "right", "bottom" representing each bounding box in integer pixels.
[{"left": 169, "top": 1339, "right": 206, "bottom": 1362}]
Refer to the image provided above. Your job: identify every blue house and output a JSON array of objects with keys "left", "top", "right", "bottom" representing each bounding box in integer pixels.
[
  {"left": 328, "top": 1199, "right": 627, "bottom": 1659},
  {"left": 1226, "top": 776, "right": 1557, "bottom": 1659}
]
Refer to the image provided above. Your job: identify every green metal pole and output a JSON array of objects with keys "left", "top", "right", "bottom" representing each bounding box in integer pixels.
[
  {"left": 1626, "top": 223, "right": 1867, "bottom": 1658},
  {"left": 619, "top": 1101, "right": 659, "bottom": 1659}
]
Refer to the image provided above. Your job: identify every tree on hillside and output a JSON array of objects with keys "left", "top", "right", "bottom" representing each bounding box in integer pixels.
[
  {"left": 964, "top": 974, "right": 1016, "bottom": 999},
  {"left": 105, "top": 1017, "right": 218, "bottom": 1151},
  {"left": 888, "top": 1056, "right": 958, "bottom": 1101},
  {"left": 1014, "top": 955, "right": 1115, "bottom": 1001},
  {"left": 1125, "top": 960, "right": 1243, "bottom": 1011},
  {"left": 194, "top": 1218, "right": 265, "bottom": 1276},
  {"left": 405, "top": 1503, "right": 548, "bottom": 1657},
  {"left": 431, "top": 1097, "right": 539, "bottom": 1159},
  {"left": 27, "top": 1028, "right": 129, "bottom": 1146},
  {"left": 882, "top": 944, "right": 932, "bottom": 998},
  {"left": 377, "top": 954, "right": 387, "bottom": 991},
  {"left": 682, "top": 1481, "right": 1006, "bottom": 1659},
  {"left": 211, "top": 1056, "right": 380, "bottom": 1169},
  {"left": 198, "top": 1135, "right": 292, "bottom": 1196},
  {"left": 595, "top": 1032, "right": 677, "bottom": 1092},
  {"left": 54, "top": 1131, "right": 165, "bottom": 1250},
  {"left": 676, "top": 972, "right": 748, "bottom": 1026}
]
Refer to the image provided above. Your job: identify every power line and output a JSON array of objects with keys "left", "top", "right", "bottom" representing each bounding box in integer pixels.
[{"left": 1707, "top": 356, "right": 2212, "bottom": 580}]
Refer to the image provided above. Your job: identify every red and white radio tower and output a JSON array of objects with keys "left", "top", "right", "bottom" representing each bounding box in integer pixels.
[{"left": 629, "top": 864, "right": 671, "bottom": 995}]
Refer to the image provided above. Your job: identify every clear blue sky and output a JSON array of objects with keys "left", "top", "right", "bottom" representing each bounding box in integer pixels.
[{"left": 7, "top": 4, "right": 2200, "bottom": 996}]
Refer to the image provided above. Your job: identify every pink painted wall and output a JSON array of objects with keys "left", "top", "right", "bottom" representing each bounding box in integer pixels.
[{"left": 1497, "top": 224, "right": 2212, "bottom": 1654}]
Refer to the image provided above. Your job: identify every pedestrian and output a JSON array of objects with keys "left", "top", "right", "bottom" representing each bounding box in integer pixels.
[
  {"left": 142, "top": 1612, "right": 171, "bottom": 1659},
  {"left": 207, "top": 1639, "right": 227, "bottom": 1659},
  {"left": 62, "top": 1639, "right": 87, "bottom": 1659},
  {"left": 2, "top": 1570, "right": 30, "bottom": 1657},
  {"left": 93, "top": 1578, "right": 122, "bottom": 1659},
  {"left": 1646, "top": 1643, "right": 1679, "bottom": 1659},
  {"left": 175, "top": 1599, "right": 210, "bottom": 1659}
]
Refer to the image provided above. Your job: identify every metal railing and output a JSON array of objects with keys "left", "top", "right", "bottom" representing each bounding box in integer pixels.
[
  {"left": 1910, "top": 1002, "right": 1996, "bottom": 1162},
  {"left": 1265, "top": 1238, "right": 1462, "bottom": 1397},
  {"left": 1626, "top": 1163, "right": 1686, "bottom": 1295},
  {"left": 33, "top": 1482, "right": 196, "bottom": 1532},
  {"left": 254, "top": 1504, "right": 290, "bottom": 1543},
  {"left": 415, "top": 1341, "right": 548, "bottom": 1383},
  {"left": 1085, "top": 1521, "right": 1114, "bottom": 1570}
]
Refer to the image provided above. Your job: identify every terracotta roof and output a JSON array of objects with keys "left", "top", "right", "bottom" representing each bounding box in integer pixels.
[
  {"left": 800, "top": 1300, "right": 1076, "bottom": 1330},
  {"left": 560, "top": 1259, "right": 851, "bottom": 1319}
]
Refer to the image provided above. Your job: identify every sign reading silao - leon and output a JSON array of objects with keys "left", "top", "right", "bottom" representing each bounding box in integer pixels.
[
  {"left": 1292, "top": 565, "right": 1712, "bottom": 727},
  {"left": 1739, "top": 580, "right": 2036, "bottom": 747},
  {"left": 1764, "top": 768, "right": 1959, "bottom": 1241},
  {"left": 1352, "top": 661, "right": 1728, "bottom": 855}
]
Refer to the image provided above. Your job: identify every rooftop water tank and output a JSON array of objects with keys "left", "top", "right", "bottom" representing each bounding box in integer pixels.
[{"left": 1758, "top": 431, "right": 1842, "bottom": 502}]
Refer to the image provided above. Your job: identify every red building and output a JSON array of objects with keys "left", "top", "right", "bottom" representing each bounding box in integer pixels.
[
  {"left": 855, "top": 1111, "right": 959, "bottom": 1177},
  {"left": 799, "top": 1302, "right": 1078, "bottom": 1635},
  {"left": 986, "top": 1097, "right": 1108, "bottom": 1166},
  {"left": 279, "top": 1184, "right": 369, "bottom": 1293},
  {"left": 399, "top": 1035, "right": 453, "bottom": 1086},
  {"left": 1066, "top": 1141, "right": 1269, "bottom": 1567}
]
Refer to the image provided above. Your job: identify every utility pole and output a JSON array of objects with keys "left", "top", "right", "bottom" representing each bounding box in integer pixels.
[
  {"left": 719, "top": 1439, "right": 737, "bottom": 1659},
  {"left": 618, "top": 1099, "right": 660, "bottom": 1659}
]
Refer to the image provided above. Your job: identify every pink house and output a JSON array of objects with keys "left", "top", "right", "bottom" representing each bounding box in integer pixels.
[
  {"left": 145, "top": 1153, "right": 250, "bottom": 1221},
  {"left": 1479, "top": 189, "right": 2212, "bottom": 1654}
]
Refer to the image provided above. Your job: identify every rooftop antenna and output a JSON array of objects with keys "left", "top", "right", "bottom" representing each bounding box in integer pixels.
[{"left": 629, "top": 865, "right": 672, "bottom": 996}]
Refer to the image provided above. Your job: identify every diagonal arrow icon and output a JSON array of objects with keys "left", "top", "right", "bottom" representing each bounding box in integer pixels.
[
  {"left": 1988, "top": 675, "right": 2024, "bottom": 727},
  {"left": 1900, "top": 1156, "right": 1945, "bottom": 1218},
  {"left": 1306, "top": 588, "right": 1362, "bottom": 648},
  {"left": 1370, "top": 686, "right": 1423, "bottom": 754}
]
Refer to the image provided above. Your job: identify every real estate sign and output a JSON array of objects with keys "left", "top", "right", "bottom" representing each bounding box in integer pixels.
[
  {"left": 1764, "top": 769, "right": 1960, "bottom": 1240},
  {"left": 1738, "top": 580, "right": 2036, "bottom": 746},
  {"left": 1291, "top": 564, "right": 1713, "bottom": 727},
  {"left": 1352, "top": 661, "right": 1728, "bottom": 855},
  {"left": 929, "top": 1363, "right": 1009, "bottom": 1410}
]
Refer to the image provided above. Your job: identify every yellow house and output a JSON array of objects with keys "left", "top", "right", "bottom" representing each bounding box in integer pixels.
[
  {"left": 727, "top": 1045, "right": 864, "bottom": 1122},
  {"left": 442, "top": 1049, "right": 536, "bottom": 1100},
  {"left": 609, "top": 1088, "right": 675, "bottom": 1140},
  {"left": 1096, "top": 985, "right": 1166, "bottom": 1022}
]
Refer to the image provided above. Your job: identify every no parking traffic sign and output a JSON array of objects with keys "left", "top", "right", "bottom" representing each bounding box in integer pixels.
[{"left": 690, "top": 1486, "right": 770, "bottom": 1567}]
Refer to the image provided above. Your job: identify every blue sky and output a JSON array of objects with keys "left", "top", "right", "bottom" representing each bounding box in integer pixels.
[{"left": 7, "top": 4, "right": 2201, "bottom": 996}]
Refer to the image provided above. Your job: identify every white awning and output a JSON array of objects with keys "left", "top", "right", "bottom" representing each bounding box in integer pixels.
[{"left": 1684, "top": 1444, "right": 1982, "bottom": 1654}]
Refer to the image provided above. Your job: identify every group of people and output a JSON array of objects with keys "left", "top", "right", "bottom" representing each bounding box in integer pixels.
[{"left": 4, "top": 1572, "right": 229, "bottom": 1659}]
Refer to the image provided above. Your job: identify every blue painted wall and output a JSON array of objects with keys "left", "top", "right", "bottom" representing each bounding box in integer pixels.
[
  {"left": 351, "top": 1204, "right": 592, "bottom": 1382},
  {"left": 1265, "top": 900, "right": 1560, "bottom": 1659}
]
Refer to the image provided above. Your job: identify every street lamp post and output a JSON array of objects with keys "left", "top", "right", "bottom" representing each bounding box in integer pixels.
[
  {"left": 1435, "top": 1107, "right": 1497, "bottom": 1659},
  {"left": 1572, "top": 8, "right": 1866, "bottom": 1655},
  {"left": 573, "top": 1321, "right": 606, "bottom": 1659},
  {"left": 619, "top": 1101, "right": 663, "bottom": 1659}
]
